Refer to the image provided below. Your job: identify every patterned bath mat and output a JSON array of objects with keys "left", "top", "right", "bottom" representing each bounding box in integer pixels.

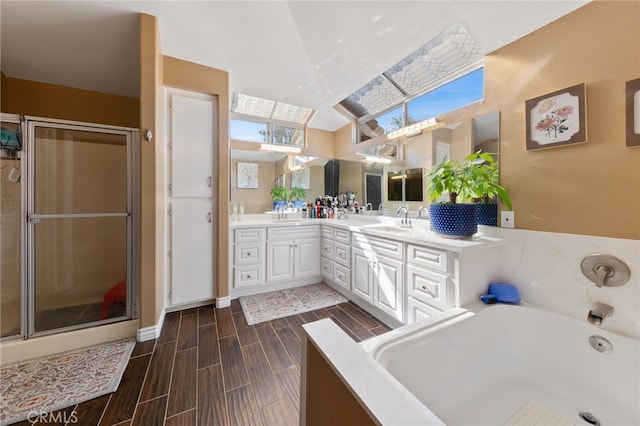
[
  {"left": 0, "top": 338, "right": 135, "bottom": 425},
  {"left": 240, "top": 283, "right": 347, "bottom": 325}
]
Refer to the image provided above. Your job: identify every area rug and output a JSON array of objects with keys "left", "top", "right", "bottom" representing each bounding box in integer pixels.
[
  {"left": 240, "top": 283, "right": 347, "bottom": 325},
  {"left": 0, "top": 338, "right": 135, "bottom": 425}
]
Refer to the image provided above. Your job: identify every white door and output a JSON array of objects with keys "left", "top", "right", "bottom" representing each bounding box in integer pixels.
[
  {"left": 169, "top": 93, "right": 215, "bottom": 198},
  {"left": 294, "top": 238, "right": 319, "bottom": 278},
  {"left": 166, "top": 88, "right": 217, "bottom": 307},
  {"left": 352, "top": 248, "right": 374, "bottom": 302},
  {"left": 266, "top": 240, "right": 294, "bottom": 282},
  {"left": 170, "top": 201, "right": 213, "bottom": 305},
  {"left": 374, "top": 256, "right": 404, "bottom": 321}
]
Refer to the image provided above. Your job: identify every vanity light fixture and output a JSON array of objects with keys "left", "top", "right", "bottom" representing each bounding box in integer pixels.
[
  {"left": 387, "top": 116, "right": 440, "bottom": 140},
  {"left": 260, "top": 144, "right": 301, "bottom": 154},
  {"left": 362, "top": 155, "right": 392, "bottom": 164}
]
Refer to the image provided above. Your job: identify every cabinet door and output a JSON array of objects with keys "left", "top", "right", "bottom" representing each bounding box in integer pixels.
[
  {"left": 294, "top": 238, "right": 320, "bottom": 278},
  {"left": 170, "top": 201, "right": 213, "bottom": 305},
  {"left": 374, "top": 256, "right": 404, "bottom": 321},
  {"left": 352, "top": 248, "right": 374, "bottom": 303},
  {"left": 169, "top": 92, "right": 215, "bottom": 198},
  {"left": 266, "top": 240, "right": 294, "bottom": 282}
]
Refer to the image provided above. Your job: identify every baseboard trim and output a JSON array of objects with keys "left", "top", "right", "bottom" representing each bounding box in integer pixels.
[
  {"left": 216, "top": 296, "right": 231, "bottom": 308},
  {"left": 137, "top": 307, "right": 165, "bottom": 342}
]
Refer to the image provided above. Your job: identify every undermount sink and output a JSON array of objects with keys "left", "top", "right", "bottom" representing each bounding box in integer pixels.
[{"left": 364, "top": 225, "right": 413, "bottom": 233}]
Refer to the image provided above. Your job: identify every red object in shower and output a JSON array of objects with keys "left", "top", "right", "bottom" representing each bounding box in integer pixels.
[{"left": 101, "top": 281, "right": 126, "bottom": 320}]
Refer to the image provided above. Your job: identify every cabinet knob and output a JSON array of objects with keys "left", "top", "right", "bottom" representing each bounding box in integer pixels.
[
  {"left": 207, "top": 212, "right": 212, "bottom": 223},
  {"left": 247, "top": 275, "right": 251, "bottom": 279},
  {"left": 422, "top": 285, "right": 427, "bottom": 290},
  {"left": 207, "top": 176, "right": 213, "bottom": 187}
]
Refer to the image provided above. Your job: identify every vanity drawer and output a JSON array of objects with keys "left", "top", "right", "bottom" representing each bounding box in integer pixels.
[
  {"left": 234, "top": 227, "right": 265, "bottom": 243},
  {"left": 407, "top": 244, "right": 448, "bottom": 273},
  {"left": 333, "top": 263, "right": 351, "bottom": 290},
  {"left": 320, "top": 256, "right": 334, "bottom": 281},
  {"left": 321, "top": 225, "right": 334, "bottom": 239},
  {"left": 407, "top": 296, "right": 443, "bottom": 324},
  {"left": 352, "top": 232, "right": 404, "bottom": 261},
  {"left": 268, "top": 225, "right": 319, "bottom": 240},
  {"left": 234, "top": 263, "right": 265, "bottom": 288},
  {"left": 333, "top": 241, "right": 351, "bottom": 267},
  {"left": 334, "top": 228, "right": 351, "bottom": 244},
  {"left": 320, "top": 238, "right": 334, "bottom": 259},
  {"left": 234, "top": 242, "right": 264, "bottom": 265},
  {"left": 406, "top": 264, "right": 448, "bottom": 310}
]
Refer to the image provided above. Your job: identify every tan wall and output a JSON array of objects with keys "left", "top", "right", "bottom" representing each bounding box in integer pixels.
[
  {"left": 489, "top": 1, "right": 639, "bottom": 239},
  {"left": 231, "top": 159, "right": 277, "bottom": 214},
  {"left": 162, "top": 55, "right": 230, "bottom": 300},
  {"left": 139, "top": 13, "right": 163, "bottom": 328},
  {"left": 308, "top": 166, "right": 325, "bottom": 200},
  {"left": 1, "top": 77, "right": 139, "bottom": 128},
  {"left": 338, "top": 160, "right": 363, "bottom": 200},
  {"left": 334, "top": 1, "right": 640, "bottom": 240},
  {"left": 306, "top": 127, "right": 334, "bottom": 158}
]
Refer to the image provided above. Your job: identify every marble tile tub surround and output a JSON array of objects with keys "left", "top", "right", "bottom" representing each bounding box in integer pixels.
[{"left": 478, "top": 227, "right": 639, "bottom": 338}]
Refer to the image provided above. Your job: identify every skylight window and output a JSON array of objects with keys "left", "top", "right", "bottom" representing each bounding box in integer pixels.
[
  {"left": 338, "top": 23, "right": 484, "bottom": 122},
  {"left": 232, "top": 93, "right": 315, "bottom": 126}
]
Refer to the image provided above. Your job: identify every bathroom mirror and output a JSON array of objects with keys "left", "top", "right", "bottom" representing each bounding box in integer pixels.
[{"left": 229, "top": 111, "right": 500, "bottom": 216}]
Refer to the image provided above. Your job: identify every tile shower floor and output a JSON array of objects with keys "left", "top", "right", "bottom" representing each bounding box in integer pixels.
[{"left": 11, "top": 299, "right": 391, "bottom": 425}]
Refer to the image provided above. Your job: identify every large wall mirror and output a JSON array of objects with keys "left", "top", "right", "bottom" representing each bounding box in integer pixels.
[{"left": 229, "top": 111, "right": 500, "bottom": 219}]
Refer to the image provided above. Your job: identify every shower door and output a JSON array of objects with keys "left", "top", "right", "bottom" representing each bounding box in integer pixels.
[{"left": 27, "top": 120, "right": 135, "bottom": 336}]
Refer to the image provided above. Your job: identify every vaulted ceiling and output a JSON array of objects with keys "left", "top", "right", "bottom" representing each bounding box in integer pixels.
[{"left": 0, "top": 1, "right": 588, "bottom": 131}]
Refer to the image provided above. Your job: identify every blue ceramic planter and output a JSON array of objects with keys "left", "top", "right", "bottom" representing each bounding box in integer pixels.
[
  {"left": 273, "top": 200, "right": 287, "bottom": 210},
  {"left": 429, "top": 203, "right": 478, "bottom": 238},
  {"left": 477, "top": 202, "right": 498, "bottom": 226}
]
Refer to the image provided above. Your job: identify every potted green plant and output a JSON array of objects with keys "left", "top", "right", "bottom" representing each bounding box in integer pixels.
[
  {"left": 466, "top": 151, "right": 512, "bottom": 226},
  {"left": 426, "top": 151, "right": 511, "bottom": 237},
  {"left": 289, "top": 186, "right": 307, "bottom": 209},
  {"left": 270, "top": 186, "right": 290, "bottom": 210}
]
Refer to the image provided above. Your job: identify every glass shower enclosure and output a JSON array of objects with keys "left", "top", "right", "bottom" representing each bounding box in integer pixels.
[{"left": 0, "top": 114, "right": 138, "bottom": 339}]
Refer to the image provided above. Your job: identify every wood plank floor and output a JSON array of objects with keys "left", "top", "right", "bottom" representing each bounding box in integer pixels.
[{"left": 12, "top": 300, "right": 391, "bottom": 426}]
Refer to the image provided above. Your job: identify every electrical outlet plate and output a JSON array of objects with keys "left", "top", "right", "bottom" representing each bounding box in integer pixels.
[{"left": 501, "top": 211, "right": 515, "bottom": 228}]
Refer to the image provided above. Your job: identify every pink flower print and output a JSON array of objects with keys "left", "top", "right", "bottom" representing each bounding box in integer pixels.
[
  {"left": 535, "top": 117, "right": 556, "bottom": 131},
  {"left": 537, "top": 99, "right": 556, "bottom": 114},
  {"left": 555, "top": 105, "right": 574, "bottom": 118}
]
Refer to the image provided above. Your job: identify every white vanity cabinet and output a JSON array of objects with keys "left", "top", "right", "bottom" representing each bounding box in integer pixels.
[
  {"left": 232, "top": 227, "right": 266, "bottom": 289},
  {"left": 352, "top": 233, "right": 404, "bottom": 326},
  {"left": 320, "top": 224, "right": 352, "bottom": 294},
  {"left": 266, "top": 225, "right": 320, "bottom": 282},
  {"left": 230, "top": 224, "right": 321, "bottom": 298},
  {"left": 405, "top": 244, "right": 453, "bottom": 323}
]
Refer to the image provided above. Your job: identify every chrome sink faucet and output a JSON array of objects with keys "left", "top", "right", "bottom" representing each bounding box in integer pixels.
[
  {"left": 397, "top": 206, "right": 411, "bottom": 227},
  {"left": 378, "top": 203, "right": 385, "bottom": 216},
  {"left": 365, "top": 202, "right": 373, "bottom": 211},
  {"left": 418, "top": 205, "right": 429, "bottom": 220}
]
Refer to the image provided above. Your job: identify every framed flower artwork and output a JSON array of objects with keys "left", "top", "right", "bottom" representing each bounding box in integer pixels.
[
  {"left": 525, "top": 83, "right": 586, "bottom": 151},
  {"left": 626, "top": 78, "right": 640, "bottom": 148},
  {"left": 237, "top": 162, "right": 258, "bottom": 188}
]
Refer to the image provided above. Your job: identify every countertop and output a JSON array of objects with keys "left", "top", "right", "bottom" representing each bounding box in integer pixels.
[{"left": 230, "top": 215, "right": 504, "bottom": 253}]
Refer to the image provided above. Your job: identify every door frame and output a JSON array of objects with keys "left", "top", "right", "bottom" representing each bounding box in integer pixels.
[{"left": 25, "top": 116, "right": 139, "bottom": 338}]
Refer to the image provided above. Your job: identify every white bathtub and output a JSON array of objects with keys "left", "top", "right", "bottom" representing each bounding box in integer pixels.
[{"left": 371, "top": 303, "right": 640, "bottom": 426}]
